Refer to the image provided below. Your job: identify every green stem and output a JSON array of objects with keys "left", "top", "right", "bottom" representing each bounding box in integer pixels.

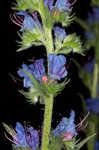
[
  {"left": 39, "top": 1, "right": 54, "bottom": 150},
  {"left": 86, "top": 115, "right": 97, "bottom": 150},
  {"left": 41, "top": 28, "right": 54, "bottom": 150},
  {"left": 91, "top": 63, "right": 99, "bottom": 98},
  {"left": 41, "top": 96, "right": 53, "bottom": 150}
]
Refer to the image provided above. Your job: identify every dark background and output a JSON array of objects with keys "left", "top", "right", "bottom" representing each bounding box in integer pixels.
[{"left": 0, "top": 0, "right": 93, "bottom": 149}]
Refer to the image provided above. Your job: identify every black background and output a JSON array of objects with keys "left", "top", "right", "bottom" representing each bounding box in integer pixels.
[{"left": 0, "top": 0, "right": 93, "bottom": 149}]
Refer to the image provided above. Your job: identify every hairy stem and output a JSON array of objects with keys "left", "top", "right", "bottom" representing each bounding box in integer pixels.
[
  {"left": 91, "top": 63, "right": 99, "bottom": 98},
  {"left": 41, "top": 96, "right": 53, "bottom": 150},
  {"left": 40, "top": 1, "right": 54, "bottom": 150}
]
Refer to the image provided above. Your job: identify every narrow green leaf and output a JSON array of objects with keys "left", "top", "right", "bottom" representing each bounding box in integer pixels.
[{"left": 76, "top": 133, "right": 96, "bottom": 150}]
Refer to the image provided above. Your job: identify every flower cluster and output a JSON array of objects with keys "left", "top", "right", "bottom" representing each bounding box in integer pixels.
[
  {"left": 4, "top": 122, "right": 39, "bottom": 150},
  {"left": 18, "top": 54, "right": 67, "bottom": 88}
]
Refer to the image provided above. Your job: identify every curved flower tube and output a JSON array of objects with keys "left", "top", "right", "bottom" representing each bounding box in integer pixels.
[
  {"left": 53, "top": 26, "right": 67, "bottom": 49},
  {"left": 48, "top": 54, "right": 67, "bottom": 80}
]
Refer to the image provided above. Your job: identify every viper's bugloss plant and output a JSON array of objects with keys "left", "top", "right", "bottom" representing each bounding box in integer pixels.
[{"left": 5, "top": 0, "right": 96, "bottom": 150}]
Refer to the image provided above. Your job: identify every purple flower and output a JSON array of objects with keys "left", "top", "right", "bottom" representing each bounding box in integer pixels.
[
  {"left": 86, "top": 98, "right": 99, "bottom": 114},
  {"left": 94, "top": 141, "right": 99, "bottom": 150},
  {"left": 84, "top": 59, "right": 95, "bottom": 74},
  {"left": 10, "top": 11, "right": 42, "bottom": 32},
  {"left": 44, "top": 0, "right": 77, "bottom": 11},
  {"left": 4, "top": 122, "right": 39, "bottom": 150},
  {"left": 44, "top": 0, "right": 54, "bottom": 10},
  {"left": 54, "top": 111, "right": 89, "bottom": 141},
  {"left": 55, "top": 0, "right": 71, "bottom": 11},
  {"left": 48, "top": 54, "right": 67, "bottom": 80},
  {"left": 17, "top": 59, "right": 45, "bottom": 88},
  {"left": 54, "top": 110, "right": 77, "bottom": 137},
  {"left": 53, "top": 26, "right": 67, "bottom": 45},
  {"left": 26, "top": 127, "right": 39, "bottom": 150},
  {"left": 14, "top": 122, "right": 29, "bottom": 148},
  {"left": 87, "top": 7, "right": 99, "bottom": 23}
]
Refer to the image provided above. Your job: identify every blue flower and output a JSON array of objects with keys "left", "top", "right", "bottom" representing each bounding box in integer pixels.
[
  {"left": 14, "top": 122, "right": 29, "bottom": 148},
  {"left": 94, "top": 141, "right": 99, "bottom": 150},
  {"left": 44, "top": 0, "right": 76, "bottom": 11},
  {"left": 86, "top": 98, "right": 99, "bottom": 114},
  {"left": 54, "top": 110, "right": 77, "bottom": 137},
  {"left": 53, "top": 26, "right": 67, "bottom": 45},
  {"left": 44, "top": 0, "right": 54, "bottom": 10},
  {"left": 87, "top": 7, "right": 99, "bottom": 23},
  {"left": 84, "top": 59, "right": 95, "bottom": 74},
  {"left": 11, "top": 11, "right": 42, "bottom": 32},
  {"left": 17, "top": 59, "right": 45, "bottom": 88},
  {"left": 4, "top": 122, "right": 39, "bottom": 150},
  {"left": 48, "top": 54, "right": 67, "bottom": 80},
  {"left": 55, "top": 0, "right": 71, "bottom": 11},
  {"left": 26, "top": 127, "right": 39, "bottom": 150}
]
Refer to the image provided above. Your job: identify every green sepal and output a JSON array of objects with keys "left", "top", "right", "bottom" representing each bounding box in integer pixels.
[
  {"left": 16, "top": 29, "right": 44, "bottom": 52},
  {"left": 3, "top": 123, "right": 15, "bottom": 136},
  {"left": 12, "top": 0, "right": 40, "bottom": 12},
  {"left": 49, "top": 132, "right": 63, "bottom": 150},
  {"left": 52, "top": 9, "right": 75, "bottom": 27},
  {"left": 63, "top": 133, "right": 96, "bottom": 150},
  {"left": 12, "top": 145, "right": 31, "bottom": 150},
  {"left": 63, "top": 136, "right": 80, "bottom": 150},
  {"left": 76, "top": 133, "right": 96, "bottom": 150},
  {"left": 62, "top": 33, "right": 84, "bottom": 54}
]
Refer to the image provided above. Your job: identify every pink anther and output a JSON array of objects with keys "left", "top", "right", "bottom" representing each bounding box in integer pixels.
[{"left": 10, "top": 14, "right": 23, "bottom": 28}]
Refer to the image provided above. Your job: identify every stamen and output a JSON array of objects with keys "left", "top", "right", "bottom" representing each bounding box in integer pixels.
[
  {"left": 77, "top": 112, "right": 89, "bottom": 128},
  {"left": 14, "top": 13, "right": 24, "bottom": 23},
  {"left": 4, "top": 132, "right": 18, "bottom": 145},
  {"left": 10, "top": 14, "right": 23, "bottom": 27}
]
